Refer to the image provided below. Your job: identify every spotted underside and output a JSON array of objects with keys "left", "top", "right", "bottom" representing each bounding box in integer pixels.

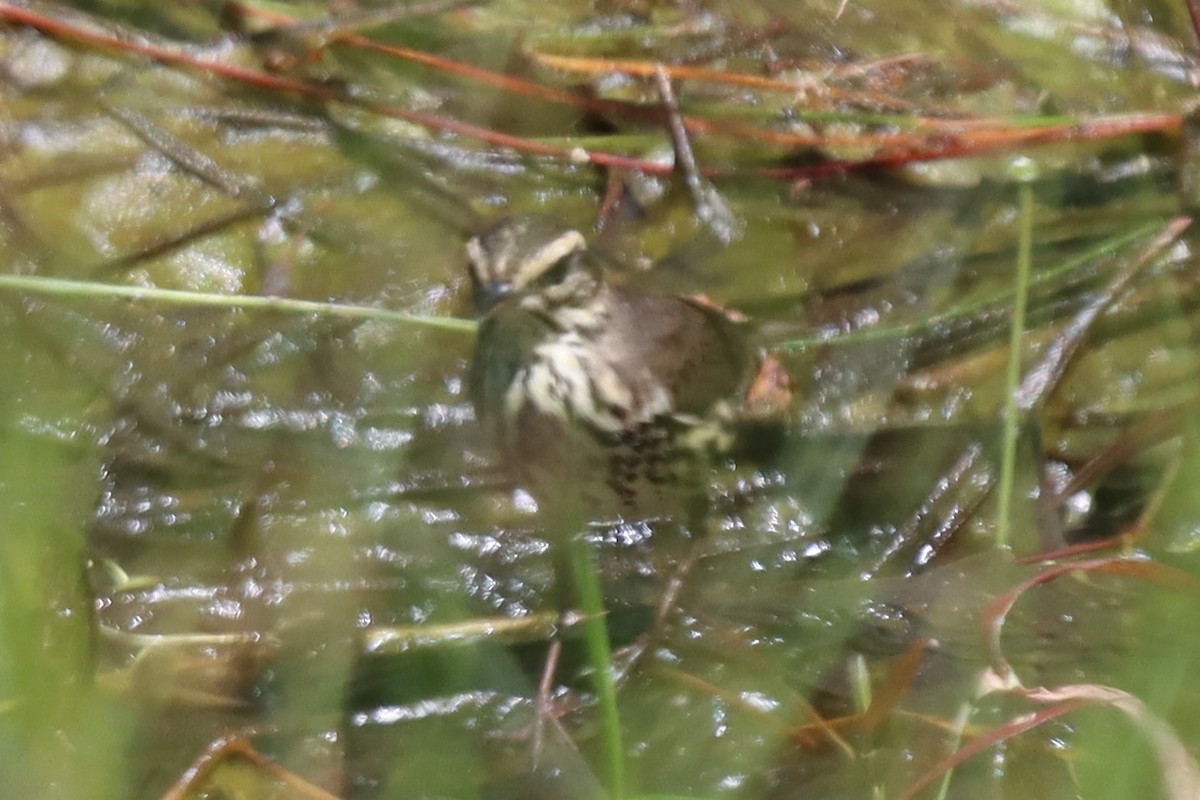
[{"left": 470, "top": 280, "right": 751, "bottom": 514}]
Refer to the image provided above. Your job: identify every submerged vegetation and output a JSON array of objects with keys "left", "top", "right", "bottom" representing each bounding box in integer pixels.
[{"left": 1, "top": 0, "right": 1200, "bottom": 798}]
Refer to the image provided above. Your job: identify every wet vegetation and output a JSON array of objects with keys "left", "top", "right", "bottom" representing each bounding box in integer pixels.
[{"left": 2, "top": 1, "right": 1200, "bottom": 798}]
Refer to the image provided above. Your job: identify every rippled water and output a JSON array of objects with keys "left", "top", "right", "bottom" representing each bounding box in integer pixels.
[{"left": 2, "top": 2, "right": 1200, "bottom": 799}]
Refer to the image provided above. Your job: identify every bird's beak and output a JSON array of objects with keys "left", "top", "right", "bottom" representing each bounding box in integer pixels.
[{"left": 472, "top": 280, "right": 512, "bottom": 313}]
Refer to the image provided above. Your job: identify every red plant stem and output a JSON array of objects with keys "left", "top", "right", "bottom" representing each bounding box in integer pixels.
[
  {"left": 0, "top": 3, "right": 1183, "bottom": 181},
  {"left": 982, "top": 557, "right": 1200, "bottom": 679},
  {"left": 0, "top": 2, "right": 677, "bottom": 173},
  {"left": 243, "top": 5, "right": 937, "bottom": 130},
  {"left": 895, "top": 699, "right": 1093, "bottom": 800},
  {"left": 238, "top": 3, "right": 666, "bottom": 121}
]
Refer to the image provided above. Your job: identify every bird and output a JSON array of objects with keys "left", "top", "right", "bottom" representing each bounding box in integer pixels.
[
  {"left": 465, "top": 216, "right": 793, "bottom": 735},
  {"left": 465, "top": 215, "right": 786, "bottom": 520}
]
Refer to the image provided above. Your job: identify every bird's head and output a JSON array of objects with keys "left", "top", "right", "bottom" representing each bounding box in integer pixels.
[{"left": 466, "top": 216, "right": 601, "bottom": 313}]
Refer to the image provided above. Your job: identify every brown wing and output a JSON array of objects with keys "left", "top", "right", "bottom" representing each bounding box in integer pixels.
[{"left": 604, "top": 289, "right": 752, "bottom": 416}]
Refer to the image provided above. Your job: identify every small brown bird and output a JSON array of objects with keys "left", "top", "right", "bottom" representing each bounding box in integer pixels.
[{"left": 466, "top": 216, "right": 785, "bottom": 518}]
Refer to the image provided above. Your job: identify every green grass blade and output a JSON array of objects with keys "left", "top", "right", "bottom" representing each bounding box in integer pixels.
[
  {"left": 0, "top": 274, "right": 477, "bottom": 334},
  {"left": 996, "top": 180, "right": 1035, "bottom": 550}
]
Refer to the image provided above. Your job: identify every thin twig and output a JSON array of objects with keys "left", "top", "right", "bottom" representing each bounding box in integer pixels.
[
  {"left": 1013, "top": 216, "right": 1192, "bottom": 411},
  {"left": 652, "top": 64, "right": 739, "bottom": 243},
  {"left": 160, "top": 734, "right": 341, "bottom": 800},
  {"left": 531, "top": 639, "right": 562, "bottom": 767},
  {"left": 613, "top": 541, "right": 700, "bottom": 685},
  {"left": 254, "top": 0, "right": 474, "bottom": 46},
  {"left": 94, "top": 206, "right": 270, "bottom": 275},
  {"left": 103, "top": 103, "right": 266, "bottom": 203},
  {"left": 862, "top": 442, "right": 988, "bottom": 579}
]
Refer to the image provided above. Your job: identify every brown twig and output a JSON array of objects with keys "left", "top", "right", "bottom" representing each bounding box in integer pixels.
[
  {"left": 160, "top": 733, "right": 342, "bottom": 800},
  {"left": 531, "top": 638, "right": 561, "bottom": 767},
  {"left": 1014, "top": 217, "right": 1193, "bottom": 411},
  {"left": 101, "top": 103, "right": 265, "bottom": 202},
  {"left": 652, "top": 64, "right": 738, "bottom": 242},
  {"left": 0, "top": 3, "right": 1183, "bottom": 182}
]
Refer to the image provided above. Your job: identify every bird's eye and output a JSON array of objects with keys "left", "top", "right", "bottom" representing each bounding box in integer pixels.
[{"left": 528, "top": 258, "right": 571, "bottom": 290}]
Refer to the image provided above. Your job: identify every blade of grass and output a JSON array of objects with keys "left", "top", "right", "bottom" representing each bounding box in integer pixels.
[
  {"left": 996, "top": 177, "right": 1035, "bottom": 550},
  {"left": 0, "top": 273, "right": 477, "bottom": 334},
  {"left": 774, "top": 219, "right": 1165, "bottom": 351},
  {"left": 932, "top": 701, "right": 973, "bottom": 800},
  {"left": 568, "top": 534, "right": 626, "bottom": 800}
]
